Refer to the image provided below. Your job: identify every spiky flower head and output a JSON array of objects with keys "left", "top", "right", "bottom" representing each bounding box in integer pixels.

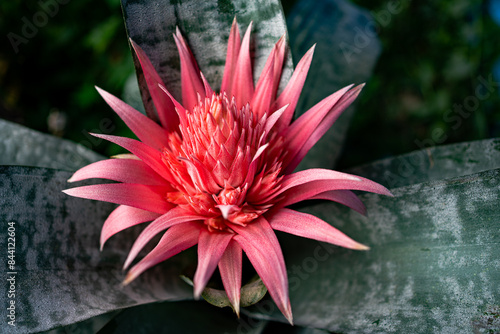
[{"left": 64, "top": 20, "right": 391, "bottom": 323}]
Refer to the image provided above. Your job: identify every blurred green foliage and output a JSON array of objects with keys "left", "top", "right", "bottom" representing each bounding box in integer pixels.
[
  {"left": 336, "top": 0, "right": 500, "bottom": 167},
  {"left": 0, "top": 0, "right": 134, "bottom": 156},
  {"left": 1, "top": 0, "right": 500, "bottom": 165}
]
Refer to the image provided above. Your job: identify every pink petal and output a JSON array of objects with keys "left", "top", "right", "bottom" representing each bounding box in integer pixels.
[
  {"left": 63, "top": 183, "right": 173, "bottom": 214},
  {"left": 129, "top": 40, "right": 180, "bottom": 132},
  {"left": 253, "top": 35, "right": 286, "bottom": 111},
  {"left": 264, "top": 104, "right": 288, "bottom": 136},
  {"left": 95, "top": 87, "right": 169, "bottom": 150},
  {"left": 123, "top": 207, "right": 204, "bottom": 269},
  {"left": 269, "top": 35, "right": 287, "bottom": 99},
  {"left": 273, "top": 45, "right": 315, "bottom": 132},
  {"left": 174, "top": 29, "right": 205, "bottom": 112},
  {"left": 286, "top": 84, "right": 364, "bottom": 172},
  {"left": 269, "top": 208, "right": 369, "bottom": 250},
  {"left": 243, "top": 143, "right": 269, "bottom": 186},
  {"left": 227, "top": 148, "right": 251, "bottom": 186},
  {"left": 100, "top": 205, "right": 161, "bottom": 249},
  {"left": 179, "top": 157, "right": 222, "bottom": 193},
  {"left": 123, "top": 222, "right": 201, "bottom": 285},
  {"left": 277, "top": 178, "right": 366, "bottom": 215},
  {"left": 309, "top": 190, "right": 366, "bottom": 215},
  {"left": 68, "top": 158, "right": 168, "bottom": 185},
  {"left": 285, "top": 83, "right": 352, "bottom": 136},
  {"left": 272, "top": 169, "right": 392, "bottom": 202},
  {"left": 230, "top": 217, "right": 293, "bottom": 325},
  {"left": 221, "top": 18, "right": 241, "bottom": 96},
  {"left": 282, "top": 84, "right": 353, "bottom": 171},
  {"left": 251, "top": 52, "right": 275, "bottom": 118},
  {"left": 217, "top": 205, "right": 238, "bottom": 220},
  {"left": 218, "top": 240, "right": 242, "bottom": 315},
  {"left": 90, "top": 133, "right": 173, "bottom": 183},
  {"left": 193, "top": 229, "right": 233, "bottom": 298},
  {"left": 231, "top": 22, "right": 254, "bottom": 108},
  {"left": 200, "top": 71, "right": 214, "bottom": 97},
  {"left": 158, "top": 84, "right": 188, "bottom": 127}
]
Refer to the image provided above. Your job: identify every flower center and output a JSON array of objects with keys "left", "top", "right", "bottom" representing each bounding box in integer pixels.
[{"left": 161, "top": 93, "right": 282, "bottom": 230}]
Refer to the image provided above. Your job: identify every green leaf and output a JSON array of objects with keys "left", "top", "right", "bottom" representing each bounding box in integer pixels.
[
  {"left": 0, "top": 119, "right": 103, "bottom": 171},
  {"left": 287, "top": 0, "right": 382, "bottom": 169},
  {"left": 239, "top": 277, "right": 268, "bottom": 308},
  {"left": 244, "top": 144, "right": 500, "bottom": 332},
  {"left": 0, "top": 166, "right": 197, "bottom": 333},
  {"left": 121, "top": 0, "right": 293, "bottom": 122},
  {"left": 181, "top": 275, "right": 268, "bottom": 310},
  {"left": 346, "top": 138, "right": 500, "bottom": 188}
]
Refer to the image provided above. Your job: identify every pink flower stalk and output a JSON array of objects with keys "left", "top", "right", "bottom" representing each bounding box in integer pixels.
[{"left": 63, "top": 20, "right": 391, "bottom": 324}]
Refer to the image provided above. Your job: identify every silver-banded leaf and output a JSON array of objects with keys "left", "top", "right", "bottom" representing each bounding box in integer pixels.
[
  {"left": 245, "top": 168, "right": 500, "bottom": 333},
  {"left": 0, "top": 119, "right": 103, "bottom": 171},
  {"left": 121, "top": 0, "right": 293, "bottom": 122},
  {"left": 288, "top": 0, "right": 382, "bottom": 170},
  {"left": 0, "top": 166, "right": 197, "bottom": 334},
  {"left": 347, "top": 137, "right": 500, "bottom": 188}
]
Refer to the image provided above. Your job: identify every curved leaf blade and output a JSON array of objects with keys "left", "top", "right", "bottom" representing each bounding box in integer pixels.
[
  {"left": 0, "top": 166, "right": 196, "bottom": 333},
  {"left": 121, "top": 0, "right": 293, "bottom": 120},
  {"left": 347, "top": 137, "right": 500, "bottom": 188},
  {"left": 246, "top": 168, "right": 500, "bottom": 333},
  {"left": 0, "top": 119, "right": 103, "bottom": 171},
  {"left": 287, "top": 0, "right": 382, "bottom": 169}
]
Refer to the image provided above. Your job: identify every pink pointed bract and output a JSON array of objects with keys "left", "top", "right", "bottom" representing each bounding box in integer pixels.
[{"left": 63, "top": 20, "right": 392, "bottom": 324}]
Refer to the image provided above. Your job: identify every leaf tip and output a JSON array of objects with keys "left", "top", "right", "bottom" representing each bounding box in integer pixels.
[
  {"left": 193, "top": 283, "right": 204, "bottom": 300},
  {"left": 355, "top": 242, "right": 370, "bottom": 251},
  {"left": 284, "top": 305, "right": 293, "bottom": 325},
  {"left": 379, "top": 186, "right": 394, "bottom": 197},
  {"left": 122, "top": 272, "right": 136, "bottom": 286},
  {"left": 180, "top": 275, "right": 194, "bottom": 286},
  {"left": 309, "top": 43, "right": 317, "bottom": 54},
  {"left": 233, "top": 300, "right": 241, "bottom": 318}
]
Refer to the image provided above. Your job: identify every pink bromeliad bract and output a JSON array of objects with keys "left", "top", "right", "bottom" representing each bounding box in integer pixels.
[{"left": 63, "top": 20, "right": 391, "bottom": 323}]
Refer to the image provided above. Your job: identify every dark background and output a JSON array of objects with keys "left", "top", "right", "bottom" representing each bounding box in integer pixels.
[{"left": 1, "top": 0, "right": 500, "bottom": 167}]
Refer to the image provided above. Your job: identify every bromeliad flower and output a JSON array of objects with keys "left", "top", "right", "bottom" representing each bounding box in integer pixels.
[{"left": 63, "top": 20, "right": 391, "bottom": 323}]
